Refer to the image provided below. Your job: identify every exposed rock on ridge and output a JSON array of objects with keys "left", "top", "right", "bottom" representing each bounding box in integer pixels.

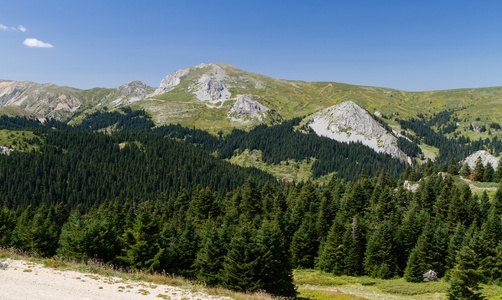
[
  {"left": 306, "top": 101, "right": 409, "bottom": 162},
  {"left": 150, "top": 67, "right": 192, "bottom": 96},
  {"left": 151, "top": 63, "right": 233, "bottom": 101},
  {"left": 227, "top": 95, "right": 269, "bottom": 123},
  {"left": 462, "top": 150, "right": 499, "bottom": 170},
  {"left": 109, "top": 81, "right": 153, "bottom": 106}
]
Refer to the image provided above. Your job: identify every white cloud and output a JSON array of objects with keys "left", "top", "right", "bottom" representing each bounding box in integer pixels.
[
  {"left": 23, "top": 38, "right": 54, "bottom": 48},
  {"left": 0, "top": 24, "right": 28, "bottom": 32},
  {"left": 0, "top": 24, "right": 13, "bottom": 31}
]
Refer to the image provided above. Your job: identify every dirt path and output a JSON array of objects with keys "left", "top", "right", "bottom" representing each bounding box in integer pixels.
[{"left": 0, "top": 259, "right": 229, "bottom": 300}]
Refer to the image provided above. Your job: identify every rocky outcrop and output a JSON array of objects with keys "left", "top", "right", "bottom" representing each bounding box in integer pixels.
[
  {"left": 462, "top": 150, "right": 499, "bottom": 169},
  {"left": 403, "top": 180, "right": 420, "bottom": 191},
  {"left": 227, "top": 95, "right": 269, "bottom": 123},
  {"left": 109, "top": 81, "right": 153, "bottom": 106},
  {"left": 306, "top": 101, "right": 409, "bottom": 162},
  {"left": 150, "top": 67, "right": 192, "bottom": 96},
  {"left": 194, "top": 79, "right": 231, "bottom": 101},
  {"left": 151, "top": 63, "right": 232, "bottom": 101},
  {"left": 0, "top": 146, "right": 13, "bottom": 154}
]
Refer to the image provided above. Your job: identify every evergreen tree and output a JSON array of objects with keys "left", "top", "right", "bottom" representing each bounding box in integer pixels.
[
  {"left": 0, "top": 207, "right": 15, "bottom": 246},
  {"left": 118, "top": 207, "right": 164, "bottom": 272},
  {"left": 342, "top": 222, "right": 363, "bottom": 276},
  {"left": 495, "top": 158, "right": 502, "bottom": 182},
  {"left": 404, "top": 247, "right": 425, "bottom": 282},
  {"left": 447, "top": 245, "right": 485, "bottom": 300},
  {"left": 448, "top": 158, "right": 459, "bottom": 175},
  {"left": 255, "top": 221, "right": 297, "bottom": 297},
  {"left": 460, "top": 163, "right": 471, "bottom": 178},
  {"left": 193, "top": 221, "right": 226, "bottom": 286},
  {"left": 364, "top": 220, "right": 399, "bottom": 278},
  {"left": 483, "top": 162, "right": 494, "bottom": 182},
  {"left": 58, "top": 212, "right": 120, "bottom": 262},
  {"left": 290, "top": 217, "right": 318, "bottom": 269},
  {"left": 223, "top": 225, "right": 260, "bottom": 292},
  {"left": 316, "top": 216, "right": 345, "bottom": 274},
  {"left": 473, "top": 157, "right": 484, "bottom": 182}
]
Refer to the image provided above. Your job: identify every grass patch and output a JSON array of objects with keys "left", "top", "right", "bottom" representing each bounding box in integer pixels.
[
  {"left": 294, "top": 270, "right": 376, "bottom": 287},
  {"left": 374, "top": 278, "right": 447, "bottom": 295},
  {"left": 228, "top": 149, "right": 316, "bottom": 182},
  {"left": 471, "top": 181, "right": 500, "bottom": 188},
  {"left": 299, "top": 288, "right": 368, "bottom": 300},
  {"left": 0, "top": 129, "right": 42, "bottom": 152}
]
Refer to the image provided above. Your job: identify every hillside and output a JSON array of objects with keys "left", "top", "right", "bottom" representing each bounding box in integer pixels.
[{"left": 2, "top": 63, "right": 502, "bottom": 138}]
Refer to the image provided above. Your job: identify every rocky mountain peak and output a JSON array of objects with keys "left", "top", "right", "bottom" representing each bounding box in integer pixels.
[
  {"left": 150, "top": 63, "right": 231, "bottom": 101},
  {"left": 227, "top": 95, "right": 269, "bottom": 123},
  {"left": 108, "top": 81, "right": 153, "bottom": 106},
  {"left": 306, "top": 101, "right": 409, "bottom": 162}
]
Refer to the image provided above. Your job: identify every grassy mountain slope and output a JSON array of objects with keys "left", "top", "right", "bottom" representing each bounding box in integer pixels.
[{"left": 2, "top": 63, "right": 502, "bottom": 139}]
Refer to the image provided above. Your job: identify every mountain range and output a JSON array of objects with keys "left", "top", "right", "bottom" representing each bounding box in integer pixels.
[{"left": 2, "top": 63, "right": 502, "bottom": 131}]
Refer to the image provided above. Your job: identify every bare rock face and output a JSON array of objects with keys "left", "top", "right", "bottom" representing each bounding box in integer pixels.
[
  {"left": 227, "top": 95, "right": 269, "bottom": 123},
  {"left": 462, "top": 150, "right": 499, "bottom": 169},
  {"left": 194, "top": 79, "right": 231, "bottom": 101},
  {"left": 109, "top": 81, "right": 152, "bottom": 106},
  {"left": 150, "top": 67, "right": 192, "bottom": 96},
  {"left": 403, "top": 180, "right": 420, "bottom": 191},
  {"left": 151, "top": 63, "right": 232, "bottom": 101},
  {"left": 306, "top": 101, "right": 409, "bottom": 162}
]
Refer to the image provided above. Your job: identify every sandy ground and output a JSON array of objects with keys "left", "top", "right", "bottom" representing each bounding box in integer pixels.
[{"left": 0, "top": 259, "right": 230, "bottom": 300}]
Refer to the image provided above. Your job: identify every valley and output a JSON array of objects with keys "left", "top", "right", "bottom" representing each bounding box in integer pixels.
[{"left": 2, "top": 64, "right": 502, "bottom": 299}]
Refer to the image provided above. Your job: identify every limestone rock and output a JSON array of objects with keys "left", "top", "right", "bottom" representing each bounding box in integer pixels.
[
  {"left": 403, "top": 180, "right": 420, "bottom": 191},
  {"left": 0, "top": 146, "right": 13, "bottom": 155},
  {"left": 194, "top": 79, "right": 231, "bottom": 101},
  {"left": 151, "top": 63, "right": 232, "bottom": 101},
  {"left": 227, "top": 95, "right": 269, "bottom": 123},
  {"left": 150, "top": 67, "right": 192, "bottom": 96},
  {"left": 462, "top": 150, "right": 499, "bottom": 170},
  {"left": 109, "top": 81, "right": 151, "bottom": 106},
  {"left": 423, "top": 270, "right": 439, "bottom": 281},
  {"left": 306, "top": 101, "right": 409, "bottom": 162}
]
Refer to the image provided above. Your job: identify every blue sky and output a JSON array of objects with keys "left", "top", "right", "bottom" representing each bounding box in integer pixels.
[{"left": 1, "top": 0, "right": 502, "bottom": 91}]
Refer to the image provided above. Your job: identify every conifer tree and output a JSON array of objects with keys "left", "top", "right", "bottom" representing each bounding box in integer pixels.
[
  {"left": 193, "top": 221, "right": 225, "bottom": 286},
  {"left": 396, "top": 209, "right": 426, "bottom": 270},
  {"left": 448, "top": 158, "right": 459, "bottom": 175},
  {"left": 342, "top": 222, "right": 363, "bottom": 276},
  {"left": 495, "top": 157, "right": 502, "bottom": 182},
  {"left": 460, "top": 163, "right": 471, "bottom": 178},
  {"left": 473, "top": 157, "right": 484, "bottom": 182},
  {"left": 404, "top": 247, "right": 425, "bottom": 282},
  {"left": 255, "top": 221, "right": 296, "bottom": 297},
  {"left": 364, "top": 220, "right": 399, "bottom": 278},
  {"left": 58, "top": 212, "right": 120, "bottom": 262},
  {"left": 173, "top": 217, "right": 200, "bottom": 275},
  {"left": 223, "top": 225, "right": 260, "bottom": 292},
  {"left": 447, "top": 245, "right": 485, "bottom": 300},
  {"left": 432, "top": 225, "right": 450, "bottom": 277},
  {"left": 290, "top": 217, "right": 318, "bottom": 268},
  {"left": 0, "top": 207, "right": 15, "bottom": 246},
  {"left": 479, "top": 191, "right": 491, "bottom": 222},
  {"left": 316, "top": 216, "right": 345, "bottom": 273},
  {"left": 483, "top": 162, "right": 494, "bottom": 182},
  {"left": 118, "top": 207, "right": 164, "bottom": 272}
]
